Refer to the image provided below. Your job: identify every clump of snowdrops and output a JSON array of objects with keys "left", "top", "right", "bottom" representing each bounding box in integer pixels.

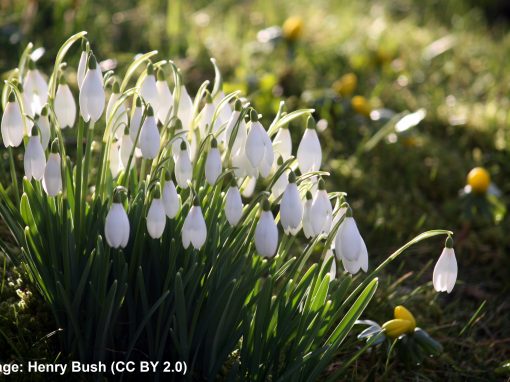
[{"left": 0, "top": 32, "right": 457, "bottom": 380}]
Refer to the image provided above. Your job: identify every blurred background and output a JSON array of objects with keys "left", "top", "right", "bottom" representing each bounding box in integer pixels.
[{"left": 1, "top": 0, "right": 510, "bottom": 379}]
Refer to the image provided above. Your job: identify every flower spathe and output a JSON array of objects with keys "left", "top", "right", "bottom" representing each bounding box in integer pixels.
[
  {"left": 79, "top": 54, "right": 105, "bottom": 123},
  {"left": 1, "top": 93, "right": 24, "bottom": 147},
  {"left": 255, "top": 199, "right": 278, "bottom": 258},
  {"left": 433, "top": 237, "right": 457, "bottom": 293},
  {"left": 105, "top": 195, "right": 130, "bottom": 249},
  {"left": 182, "top": 198, "right": 207, "bottom": 250}
]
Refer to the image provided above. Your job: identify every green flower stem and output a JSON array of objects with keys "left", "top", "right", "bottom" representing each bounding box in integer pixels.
[
  {"left": 80, "top": 121, "right": 95, "bottom": 245},
  {"left": 8, "top": 147, "right": 20, "bottom": 206},
  {"left": 74, "top": 117, "right": 85, "bottom": 246}
]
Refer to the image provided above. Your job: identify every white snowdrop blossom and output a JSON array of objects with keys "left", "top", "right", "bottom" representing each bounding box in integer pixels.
[
  {"left": 24, "top": 127, "right": 46, "bottom": 181},
  {"left": 79, "top": 54, "right": 105, "bottom": 123},
  {"left": 119, "top": 128, "right": 134, "bottom": 168},
  {"left": 105, "top": 194, "right": 130, "bottom": 249},
  {"left": 182, "top": 198, "right": 207, "bottom": 250},
  {"left": 54, "top": 78, "right": 76, "bottom": 129},
  {"left": 280, "top": 172, "right": 303, "bottom": 235},
  {"left": 433, "top": 237, "right": 458, "bottom": 293},
  {"left": 106, "top": 81, "right": 128, "bottom": 139},
  {"left": 140, "top": 63, "right": 159, "bottom": 113},
  {"left": 297, "top": 117, "right": 322, "bottom": 174},
  {"left": 77, "top": 43, "right": 88, "bottom": 88},
  {"left": 130, "top": 97, "right": 143, "bottom": 145},
  {"left": 43, "top": 140, "right": 62, "bottom": 196},
  {"left": 334, "top": 207, "right": 368, "bottom": 275},
  {"left": 147, "top": 189, "right": 166, "bottom": 239},
  {"left": 175, "top": 141, "right": 193, "bottom": 189},
  {"left": 255, "top": 199, "right": 278, "bottom": 258},
  {"left": 162, "top": 178, "right": 180, "bottom": 218},
  {"left": 225, "top": 182, "right": 243, "bottom": 226},
  {"left": 199, "top": 93, "right": 216, "bottom": 137},
  {"left": 139, "top": 106, "right": 160, "bottom": 159},
  {"left": 35, "top": 108, "right": 51, "bottom": 149},
  {"left": 310, "top": 179, "right": 333, "bottom": 236},
  {"left": 302, "top": 191, "right": 315, "bottom": 239},
  {"left": 205, "top": 138, "right": 222, "bottom": 185},
  {"left": 109, "top": 140, "right": 123, "bottom": 178},
  {"left": 1, "top": 93, "right": 24, "bottom": 147},
  {"left": 24, "top": 61, "right": 48, "bottom": 115},
  {"left": 156, "top": 69, "right": 173, "bottom": 123},
  {"left": 177, "top": 85, "right": 193, "bottom": 131},
  {"left": 273, "top": 126, "right": 292, "bottom": 161},
  {"left": 245, "top": 110, "right": 273, "bottom": 177}
]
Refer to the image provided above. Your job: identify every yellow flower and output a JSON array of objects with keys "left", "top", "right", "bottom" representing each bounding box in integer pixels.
[
  {"left": 394, "top": 305, "right": 416, "bottom": 328},
  {"left": 282, "top": 16, "right": 303, "bottom": 41},
  {"left": 467, "top": 167, "right": 490, "bottom": 194},
  {"left": 351, "top": 95, "right": 371, "bottom": 117},
  {"left": 333, "top": 73, "right": 357, "bottom": 96},
  {"left": 382, "top": 319, "right": 415, "bottom": 339}
]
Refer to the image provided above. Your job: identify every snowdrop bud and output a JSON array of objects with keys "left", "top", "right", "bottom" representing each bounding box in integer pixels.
[
  {"left": 325, "top": 250, "right": 337, "bottom": 281},
  {"left": 178, "top": 85, "right": 193, "bottom": 131},
  {"left": 162, "top": 174, "right": 180, "bottom": 218},
  {"left": 24, "top": 125, "right": 46, "bottom": 181},
  {"left": 105, "top": 191, "right": 130, "bottom": 249},
  {"left": 130, "top": 97, "right": 143, "bottom": 145},
  {"left": 297, "top": 116, "right": 322, "bottom": 174},
  {"left": 334, "top": 207, "right": 368, "bottom": 275},
  {"left": 146, "top": 185, "right": 166, "bottom": 239},
  {"left": 36, "top": 107, "right": 51, "bottom": 149},
  {"left": 43, "top": 140, "right": 62, "bottom": 196},
  {"left": 302, "top": 191, "right": 314, "bottom": 239},
  {"left": 225, "top": 179, "right": 243, "bottom": 226},
  {"left": 175, "top": 140, "right": 193, "bottom": 189},
  {"left": 140, "top": 63, "right": 158, "bottom": 113},
  {"left": 255, "top": 198, "right": 278, "bottom": 258},
  {"left": 271, "top": 157, "right": 289, "bottom": 199},
  {"left": 1, "top": 92, "right": 24, "bottom": 147},
  {"left": 205, "top": 138, "right": 222, "bottom": 185},
  {"left": 119, "top": 126, "right": 134, "bottom": 167},
  {"left": 79, "top": 54, "right": 105, "bottom": 122},
  {"left": 24, "top": 60, "right": 48, "bottom": 115},
  {"left": 199, "top": 92, "right": 216, "bottom": 137},
  {"left": 139, "top": 106, "right": 160, "bottom": 159},
  {"left": 433, "top": 236, "right": 457, "bottom": 293},
  {"left": 310, "top": 179, "right": 333, "bottom": 235},
  {"left": 273, "top": 126, "right": 292, "bottom": 161},
  {"left": 156, "top": 69, "right": 173, "bottom": 123},
  {"left": 109, "top": 140, "right": 123, "bottom": 178},
  {"left": 280, "top": 171, "right": 303, "bottom": 235},
  {"left": 54, "top": 76, "right": 77, "bottom": 129},
  {"left": 77, "top": 40, "right": 88, "bottom": 89},
  {"left": 106, "top": 81, "right": 128, "bottom": 139},
  {"left": 182, "top": 196, "right": 207, "bottom": 250}
]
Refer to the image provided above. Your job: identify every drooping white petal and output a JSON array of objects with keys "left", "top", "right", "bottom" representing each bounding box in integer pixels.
[
  {"left": 54, "top": 84, "right": 76, "bottom": 128},
  {"left": 182, "top": 205, "right": 207, "bottom": 249},
  {"left": 105, "top": 203, "right": 130, "bottom": 248},
  {"left": 255, "top": 210, "right": 278, "bottom": 257},
  {"left": 273, "top": 128, "right": 292, "bottom": 161},
  {"left": 280, "top": 182, "right": 303, "bottom": 235},
  {"left": 177, "top": 85, "right": 193, "bottom": 131},
  {"left": 213, "top": 91, "right": 232, "bottom": 127},
  {"left": 119, "top": 133, "right": 134, "bottom": 168},
  {"left": 162, "top": 180, "right": 180, "bottom": 218},
  {"left": 433, "top": 247, "right": 458, "bottom": 293},
  {"left": 37, "top": 114, "right": 51, "bottom": 149},
  {"left": 245, "top": 121, "right": 265, "bottom": 168},
  {"left": 302, "top": 198, "right": 314, "bottom": 239},
  {"left": 106, "top": 93, "right": 128, "bottom": 139},
  {"left": 297, "top": 127, "right": 322, "bottom": 174},
  {"left": 139, "top": 115, "right": 160, "bottom": 159},
  {"left": 156, "top": 80, "right": 173, "bottom": 123},
  {"left": 130, "top": 105, "right": 143, "bottom": 145},
  {"left": 336, "top": 217, "right": 362, "bottom": 262},
  {"left": 24, "top": 69, "right": 48, "bottom": 115},
  {"left": 199, "top": 102, "right": 216, "bottom": 137},
  {"left": 310, "top": 190, "right": 333, "bottom": 235},
  {"left": 205, "top": 147, "right": 222, "bottom": 185},
  {"left": 140, "top": 74, "right": 159, "bottom": 112},
  {"left": 24, "top": 135, "right": 46, "bottom": 180},
  {"left": 79, "top": 68, "right": 105, "bottom": 122},
  {"left": 77, "top": 51, "right": 88, "bottom": 89},
  {"left": 109, "top": 141, "right": 123, "bottom": 178},
  {"left": 241, "top": 176, "right": 257, "bottom": 198},
  {"left": 43, "top": 153, "right": 62, "bottom": 196},
  {"left": 225, "top": 111, "right": 247, "bottom": 153},
  {"left": 175, "top": 147, "right": 193, "bottom": 189},
  {"left": 147, "top": 198, "right": 166, "bottom": 239},
  {"left": 271, "top": 169, "right": 289, "bottom": 199},
  {"left": 259, "top": 131, "right": 274, "bottom": 178},
  {"left": 1, "top": 101, "right": 24, "bottom": 147},
  {"left": 225, "top": 186, "right": 243, "bottom": 226}
]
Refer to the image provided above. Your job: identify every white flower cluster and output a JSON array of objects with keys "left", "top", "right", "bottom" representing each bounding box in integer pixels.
[{"left": 0, "top": 38, "right": 457, "bottom": 288}]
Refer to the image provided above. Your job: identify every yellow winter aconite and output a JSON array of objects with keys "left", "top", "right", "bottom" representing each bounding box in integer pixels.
[
  {"left": 467, "top": 167, "right": 490, "bottom": 194},
  {"left": 351, "top": 95, "right": 371, "bottom": 117},
  {"left": 394, "top": 305, "right": 416, "bottom": 328},
  {"left": 282, "top": 16, "right": 304, "bottom": 41},
  {"left": 382, "top": 319, "right": 415, "bottom": 339},
  {"left": 333, "top": 73, "right": 357, "bottom": 96}
]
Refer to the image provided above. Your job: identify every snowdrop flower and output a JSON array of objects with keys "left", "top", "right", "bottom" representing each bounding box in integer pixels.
[
  {"left": 24, "top": 126, "right": 46, "bottom": 181},
  {"left": 147, "top": 185, "right": 166, "bottom": 239},
  {"left": 334, "top": 207, "right": 368, "bottom": 275},
  {"left": 105, "top": 191, "right": 130, "bottom": 249},
  {"left": 297, "top": 116, "right": 322, "bottom": 174},
  {"left": 24, "top": 60, "right": 48, "bottom": 115},
  {"left": 310, "top": 179, "right": 333, "bottom": 235},
  {"left": 433, "top": 236, "right": 458, "bottom": 293},
  {"left": 106, "top": 81, "right": 128, "bottom": 139},
  {"left": 130, "top": 97, "right": 143, "bottom": 149},
  {"left": 54, "top": 76, "right": 76, "bottom": 129},
  {"left": 77, "top": 40, "right": 88, "bottom": 89},
  {"left": 241, "top": 176, "right": 257, "bottom": 198},
  {"left": 280, "top": 171, "right": 303, "bottom": 235},
  {"left": 177, "top": 85, "right": 193, "bottom": 131},
  {"left": 225, "top": 179, "right": 243, "bottom": 226},
  {"left": 109, "top": 140, "right": 123, "bottom": 178},
  {"left": 255, "top": 198, "right": 278, "bottom": 258},
  {"left": 156, "top": 69, "right": 173, "bottom": 124},
  {"left": 225, "top": 100, "right": 246, "bottom": 153},
  {"left": 79, "top": 54, "right": 105, "bottom": 123},
  {"left": 205, "top": 138, "right": 222, "bottom": 185},
  {"left": 17, "top": 82, "right": 33, "bottom": 120},
  {"left": 271, "top": 157, "right": 289, "bottom": 199},
  {"left": 43, "top": 139, "right": 62, "bottom": 196},
  {"left": 175, "top": 140, "right": 193, "bottom": 189},
  {"left": 232, "top": 148, "right": 258, "bottom": 178},
  {"left": 273, "top": 125, "right": 292, "bottom": 161},
  {"left": 1, "top": 92, "right": 24, "bottom": 147},
  {"left": 140, "top": 63, "right": 158, "bottom": 114},
  {"left": 245, "top": 109, "right": 273, "bottom": 177},
  {"left": 199, "top": 92, "right": 216, "bottom": 137},
  {"left": 302, "top": 191, "right": 314, "bottom": 239},
  {"left": 35, "top": 106, "right": 51, "bottom": 149},
  {"left": 162, "top": 174, "right": 180, "bottom": 218},
  {"left": 119, "top": 126, "right": 134, "bottom": 168},
  {"left": 182, "top": 196, "right": 207, "bottom": 250},
  {"left": 324, "top": 250, "right": 337, "bottom": 281},
  {"left": 139, "top": 105, "right": 160, "bottom": 159},
  {"left": 213, "top": 89, "right": 233, "bottom": 126}
]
